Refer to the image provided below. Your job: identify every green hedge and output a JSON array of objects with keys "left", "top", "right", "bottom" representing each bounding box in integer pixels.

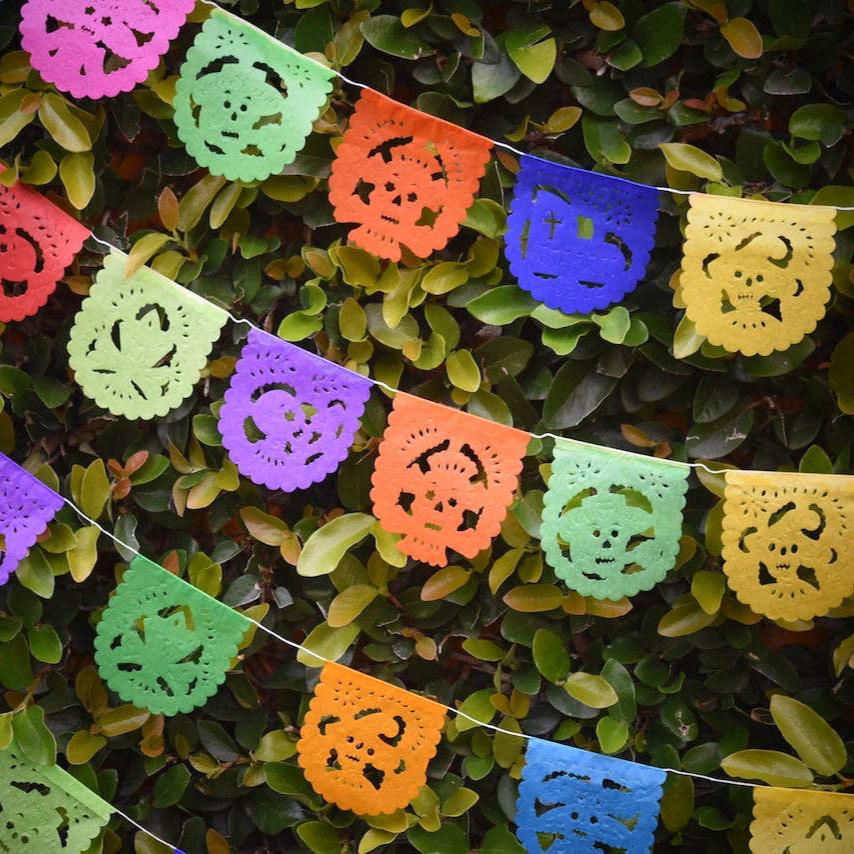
[{"left": 0, "top": 0, "right": 853, "bottom": 851}]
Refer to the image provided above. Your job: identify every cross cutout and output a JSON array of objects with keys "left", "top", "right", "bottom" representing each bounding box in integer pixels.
[{"left": 543, "top": 211, "right": 562, "bottom": 240}]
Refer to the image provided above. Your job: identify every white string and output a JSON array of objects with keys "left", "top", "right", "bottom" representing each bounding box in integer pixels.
[
  {"left": 50, "top": 484, "right": 786, "bottom": 794},
  {"left": 109, "top": 806, "right": 182, "bottom": 852}
]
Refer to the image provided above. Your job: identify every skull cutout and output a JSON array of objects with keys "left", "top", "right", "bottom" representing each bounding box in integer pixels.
[
  {"left": 175, "top": 10, "right": 334, "bottom": 181},
  {"left": 94, "top": 556, "right": 249, "bottom": 715},
  {"left": 751, "top": 788, "right": 854, "bottom": 854},
  {"left": 219, "top": 331, "right": 371, "bottom": 491},
  {"left": 541, "top": 440, "right": 689, "bottom": 600},
  {"left": 20, "top": 0, "right": 195, "bottom": 100},
  {"left": 0, "top": 454, "right": 64, "bottom": 588},
  {"left": 67, "top": 250, "right": 227, "bottom": 419},
  {"left": 516, "top": 739, "right": 666, "bottom": 854},
  {"left": 722, "top": 471, "right": 854, "bottom": 621},
  {"left": 0, "top": 180, "right": 88, "bottom": 322},
  {"left": 680, "top": 194, "right": 836, "bottom": 356},
  {"left": 371, "top": 394, "right": 529, "bottom": 566},
  {"left": 0, "top": 749, "right": 111, "bottom": 853},
  {"left": 329, "top": 89, "right": 493, "bottom": 260},
  {"left": 505, "top": 157, "right": 659, "bottom": 314},
  {"left": 298, "top": 663, "right": 446, "bottom": 815}
]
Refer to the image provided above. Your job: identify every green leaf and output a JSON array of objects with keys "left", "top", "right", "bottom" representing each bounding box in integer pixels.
[
  {"left": 297, "top": 622, "right": 360, "bottom": 668},
  {"left": 27, "top": 624, "right": 62, "bottom": 664},
  {"left": 596, "top": 717, "right": 629, "bottom": 754},
  {"left": 691, "top": 571, "right": 726, "bottom": 615},
  {"left": 503, "top": 584, "right": 563, "bottom": 613},
  {"left": 565, "top": 673, "right": 618, "bottom": 708},
  {"left": 445, "top": 350, "right": 481, "bottom": 392},
  {"left": 126, "top": 232, "right": 172, "bottom": 277},
  {"left": 240, "top": 507, "right": 288, "bottom": 546},
  {"left": 721, "top": 749, "right": 813, "bottom": 787},
  {"left": 80, "top": 458, "right": 110, "bottom": 520},
  {"left": 659, "top": 143, "right": 723, "bottom": 181},
  {"left": 297, "top": 821, "right": 342, "bottom": 854},
  {"left": 466, "top": 286, "right": 538, "bottom": 325},
  {"left": 12, "top": 705, "right": 56, "bottom": 766},
  {"left": 472, "top": 53, "right": 521, "bottom": 104},
  {"left": 296, "top": 513, "right": 375, "bottom": 577},
  {"left": 506, "top": 26, "right": 556, "bottom": 84},
  {"left": 463, "top": 199, "right": 507, "bottom": 238},
  {"left": 789, "top": 103, "right": 847, "bottom": 146},
  {"left": 455, "top": 688, "right": 495, "bottom": 731},
  {"left": 633, "top": 3, "right": 686, "bottom": 66},
  {"left": 16, "top": 549, "right": 54, "bottom": 599},
  {"left": 461, "top": 639, "right": 505, "bottom": 662},
  {"left": 0, "top": 90, "right": 36, "bottom": 148},
  {"left": 360, "top": 16, "right": 431, "bottom": 59},
  {"left": 770, "top": 695, "right": 847, "bottom": 776},
  {"left": 327, "top": 584, "right": 378, "bottom": 627},
  {"left": 422, "top": 566, "right": 471, "bottom": 601},
  {"left": 153, "top": 764, "right": 191, "bottom": 808},
  {"left": 38, "top": 93, "right": 91, "bottom": 152},
  {"left": 658, "top": 600, "right": 716, "bottom": 636},
  {"left": 532, "top": 628, "right": 570, "bottom": 683},
  {"left": 583, "top": 116, "right": 631, "bottom": 164},
  {"left": 59, "top": 152, "right": 95, "bottom": 210}
]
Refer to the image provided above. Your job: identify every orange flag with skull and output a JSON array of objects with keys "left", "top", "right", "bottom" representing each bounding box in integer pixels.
[
  {"left": 371, "top": 393, "right": 530, "bottom": 567},
  {"left": 297, "top": 662, "right": 446, "bottom": 815},
  {"left": 328, "top": 89, "right": 493, "bottom": 261}
]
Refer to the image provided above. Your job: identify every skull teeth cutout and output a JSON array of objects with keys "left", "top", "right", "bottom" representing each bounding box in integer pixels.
[
  {"left": 0, "top": 180, "right": 88, "bottom": 322},
  {"left": 174, "top": 10, "right": 334, "bottom": 181},
  {"left": 722, "top": 471, "right": 854, "bottom": 621},
  {"left": 371, "top": 394, "right": 529, "bottom": 567},
  {"left": 329, "top": 89, "right": 493, "bottom": 261},
  {"left": 679, "top": 194, "right": 836, "bottom": 356},
  {"left": 541, "top": 440, "right": 689, "bottom": 600},
  {"left": 219, "top": 331, "right": 371, "bottom": 492},
  {"left": 751, "top": 788, "right": 854, "bottom": 854},
  {"left": 505, "top": 157, "right": 659, "bottom": 314},
  {"left": 297, "top": 663, "right": 446, "bottom": 815},
  {"left": 20, "top": 0, "right": 195, "bottom": 99},
  {"left": 516, "top": 738, "right": 666, "bottom": 854}
]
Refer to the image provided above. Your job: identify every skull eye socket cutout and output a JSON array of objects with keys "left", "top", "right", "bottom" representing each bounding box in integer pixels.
[
  {"left": 0, "top": 180, "right": 88, "bottom": 322},
  {"left": 370, "top": 394, "right": 529, "bottom": 567},
  {"left": 328, "top": 89, "right": 493, "bottom": 261},
  {"left": 515, "top": 738, "right": 666, "bottom": 854},
  {"left": 721, "top": 471, "right": 854, "bottom": 621},
  {"left": 174, "top": 9, "right": 334, "bottom": 182},
  {"left": 20, "top": 0, "right": 195, "bottom": 99},
  {"left": 679, "top": 194, "right": 836, "bottom": 356},
  {"left": 540, "top": 440, "right": 689, "bottom": 600},
  {"left": 505, "top": 156, "right": 660, "bottom": 315},
  {"left": 94, "top": 556, "right": 249, "bottom": 715},
  {"left": 750, "top": 788, "right": 854, "bottom": 854},
  {"left": 297, "top": 662, "right": 446, "bottom": 815},
  {"left": 219, "top": 331, "right": 372, "bottom": 492},
  {"left": 67, "top": 250, "right": 228, "bottom": 420}
]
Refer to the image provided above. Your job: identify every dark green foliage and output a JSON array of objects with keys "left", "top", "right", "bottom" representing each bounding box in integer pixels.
[{"left": 0, "top": 0, "right": 853, "bottom": 851}]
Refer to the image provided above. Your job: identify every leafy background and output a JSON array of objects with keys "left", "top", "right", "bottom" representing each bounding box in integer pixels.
[{"left": 1, "top": 0, "right": 854, "bottom": 851}]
